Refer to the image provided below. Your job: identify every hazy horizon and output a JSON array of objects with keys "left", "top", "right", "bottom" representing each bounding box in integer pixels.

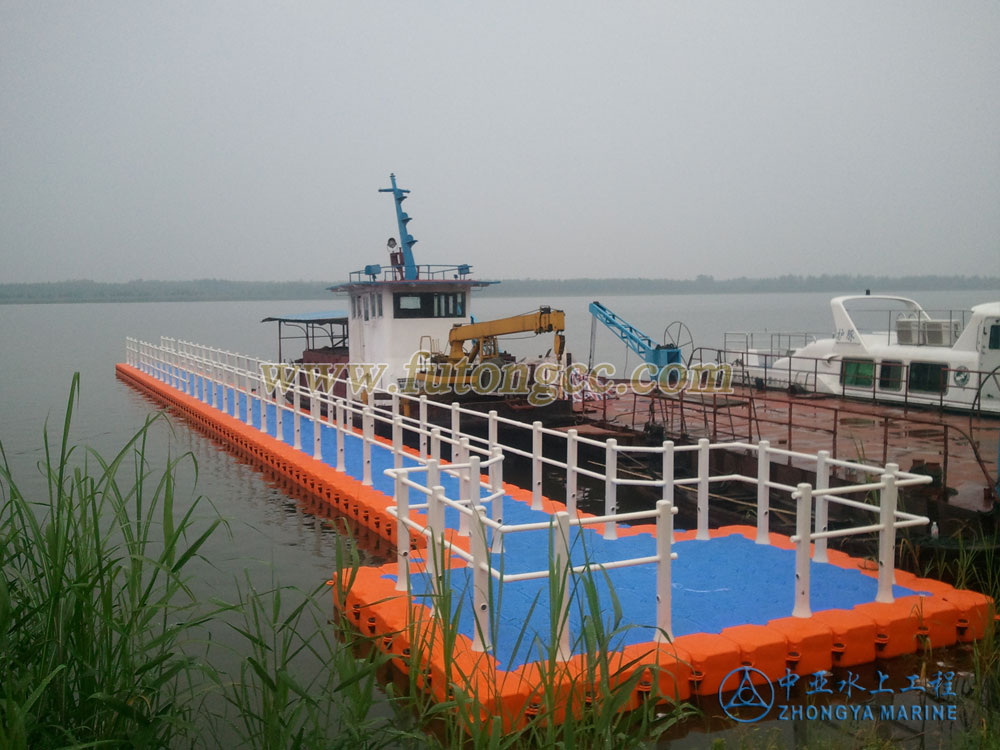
[{"left": 3, "top": 2, "right": 998, "bottom": 283}]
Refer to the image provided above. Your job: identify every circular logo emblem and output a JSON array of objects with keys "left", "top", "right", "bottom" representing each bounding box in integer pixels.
[
  {"left": 718, "top": 666, "right": 775, "bottom": 723},
  {"left": 954, "top": 367, "right": 970, "bottom": 387}
]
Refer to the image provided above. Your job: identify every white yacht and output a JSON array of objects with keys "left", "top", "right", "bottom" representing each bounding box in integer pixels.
[{"left": 724, "top": 295, "right": 1000, "bottom": 414}]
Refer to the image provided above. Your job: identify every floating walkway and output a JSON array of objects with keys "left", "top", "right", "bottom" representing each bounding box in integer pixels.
[{"left": 118, "top": 338, "right": 995, "bottom": 727}]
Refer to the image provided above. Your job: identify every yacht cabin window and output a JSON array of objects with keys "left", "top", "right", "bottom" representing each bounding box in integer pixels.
[
  {"left": 990, "top": 324, "right": 1000, "bottom": 350},
  {"left": 840, "top": 358, "right": 874, "bottom": 389},
  {"left": 908, "top": 362, "right": 948, "bottom": 394},
  {"left": 878, "top": 361, "right": 903, "bottom": 391}
]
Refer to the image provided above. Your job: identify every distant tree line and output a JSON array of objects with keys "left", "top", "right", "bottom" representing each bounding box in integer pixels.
[
  {"left": 1, "top": 274, "right": 997, "bottom": 304},
  {"left": 480, "top": 274, "right": 1000, "bottom": 297},
  {"left": 0, "top": 279, "right": 336, "bottom": 304}
]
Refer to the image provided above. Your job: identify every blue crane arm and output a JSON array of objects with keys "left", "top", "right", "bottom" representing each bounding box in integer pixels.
[
  {"left": 588, "top": 301, "right": 680, "bottom": 369},
  {"left": 379, "top": 173, "right": 419, "bottom": 280}
]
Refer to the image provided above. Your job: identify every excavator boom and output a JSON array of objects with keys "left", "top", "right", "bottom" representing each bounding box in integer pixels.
[{"left": 447, "top": 306, "right": 566, "bottom": 362}]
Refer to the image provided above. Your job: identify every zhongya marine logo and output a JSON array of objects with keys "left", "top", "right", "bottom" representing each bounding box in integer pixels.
[
  {"left": 718, "top": 666, "right": 960, "bottom": 724},
  {"left": 719, "top": 667, "right": 774, "bottom": 723}
]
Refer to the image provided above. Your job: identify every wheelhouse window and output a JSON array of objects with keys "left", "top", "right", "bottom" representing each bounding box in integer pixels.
[
  {"left": 878, "top": 360, "right": 903, "bottom": 392},
  {"left": 840, "top": 358, "right": 874, "bottom": 389},
  {"left": 908, "top": 362, "right": 948, "bottom": 394},
  {"left": 990, "top": 324, "right": 999, "bottom": 350},
  {"left": 393, "top": 292, "right": 466, "bottom": 319}
]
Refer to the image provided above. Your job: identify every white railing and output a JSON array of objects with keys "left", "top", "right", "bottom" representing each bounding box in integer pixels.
[{"left": 124, "top": 338, "right": 933, "bottom": 655}]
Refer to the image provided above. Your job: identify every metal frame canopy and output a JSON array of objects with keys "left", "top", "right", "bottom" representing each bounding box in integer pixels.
[{"left": 261, "top": 311, "right": 348, "bottom": 362}]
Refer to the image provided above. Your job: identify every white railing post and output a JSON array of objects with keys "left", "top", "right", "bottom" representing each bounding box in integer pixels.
[
  {"left": 532, "top": 420, "right": 543, "bottom": 511},
  {"left": 876, "top": 464, "right": 899, "bottom": 603},
  {"left": 259, "top": 372, "right": 269, "bottom": 434},
  {"left": 362, "top": 407, "right": 373, "bottom": 486},
  {"left": 210, "top": 356, "right": 218, "bottom": 406},
  {"left": 655, "top": 498, "right": 677, "bottom": 642},
  {"left": 418, "top": 396, "right": 428, "bottom": 458},
  {"left": 201, "top": 356, "right": 211, "bottom": 404},
  {"left": 756, "top": 440, "right": 771, "bottom": 544},
  {"left": 604, "top": 439, "right": 618, "bottom": 540},
  {"left": 293, "top": 381, "right": 302, "bottom": 450},
  {"left": 431, "top": 427, "right": 441, "bottom": 466},
  {"left": 394, "top": 471, "right": 411, "bottom": 592},
  {"left": 301, "top": 386, "right": 314, "bottom": 459},
  {"left": 427, "top": 457, "right": 440, "bottom": 491},
  {"left": 458, "top": 438, "right": 471, "bottom": 536},
  {"left": 246, "top": 365, "right": 256, "bottom": 427},
  {"left": 450, "top": 402, "right": 460, "bottom": 443},
  {"left": 311, "top": 392, "right": 323, "bottom": 459},
  {"left": 177, "top": 348, "right": 186, "bottom": 394},
  {"left": 553, "top": 511, "right": 572, "bottom": 661},
  {"left": 392, "top": 415, "right": 403, "bottom": 470},
  {"left": 489, "top": 446, "right": 504, "bottom": 554},
  {"left": 662, "top": 441, "right": 675, "bottom": 543},
  {"left": 696, "top": 438, "right": 710, "bottom": 541},
  {"left": 813, "top": 450, "right": 830, "bottom": 562},
  {"left": 470, "top": 503, "right": 491, "bottom": 653},
  {"left": 275, "top": 388, "right": 284, "bottom": 441},
  {"left": 488, "top": 410, "right": 498, "bottom": 449},
  {"left": 566, "top": 428, "right": 578, "bottom": 515},
  {"left": 336, "top": 399, "right": 346, "bottom": 472},
  {"left": 468, "top": 452, "right": 480, "bottom": 508},
  {"left": 426, "top": 485, "right": 446, "bottom": 613},
  {"left": 792, "top": 483, "right": 813, "bottom": 618}
]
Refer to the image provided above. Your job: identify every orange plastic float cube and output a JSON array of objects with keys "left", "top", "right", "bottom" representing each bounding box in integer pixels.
[
  {"left": 767, "top": 616, "right": 834, "bottom": 676},
  {"left": 671, "top": 633, "right": 743, "bottom": 696},
  {"left": 854, "top": 600, "right": 921, "bottom": 659},
  {"left": 812, "top": 609, "right": 877, "bottom": 667},
  {"left": 719, "top": 624, "right": 789, "bottom": 684}
]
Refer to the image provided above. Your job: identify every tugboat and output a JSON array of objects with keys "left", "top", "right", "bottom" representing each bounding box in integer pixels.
[{"left": 263, "top": 174, "right": 574, "bottom": 424}]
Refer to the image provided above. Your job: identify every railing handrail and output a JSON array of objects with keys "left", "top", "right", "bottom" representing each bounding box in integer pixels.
[{"left": 127, "top": 336, "right": 933, "bottom": 651}]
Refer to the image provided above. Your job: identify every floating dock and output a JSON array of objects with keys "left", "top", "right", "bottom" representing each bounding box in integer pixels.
[{"left": 118, "top": 338, "right": 995, "bottom": 727}]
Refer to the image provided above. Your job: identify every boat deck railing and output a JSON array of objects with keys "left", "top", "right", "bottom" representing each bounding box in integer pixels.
[
  {"left": 126, "top": 336, "right": 935, "bottom": 657},
  {"left": 346, "top": 263, "right": 475, "bottom": 284},
  {"left": 690, "top": 345, "right": 1000, "bottom": 414}
]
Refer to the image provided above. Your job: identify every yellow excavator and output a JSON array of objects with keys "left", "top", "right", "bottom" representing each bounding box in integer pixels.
[
  {"left": 443, "top": 306, "right": 565, "bottom": 364},
  {"left": 415, "top": 306, "right": 566, "bottom": 392}
]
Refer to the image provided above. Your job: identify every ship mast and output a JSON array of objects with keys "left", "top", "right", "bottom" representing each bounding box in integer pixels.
[{"left": 379, "top": 173, "right": 419, "bottom": 280}]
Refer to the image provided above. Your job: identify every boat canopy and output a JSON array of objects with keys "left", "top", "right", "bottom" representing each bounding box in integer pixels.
[
  {"left": 261, "top": 311, "right": 349, "bottom": 361},
  {"left": 261, "top": 311, "right": 348, "bottom": 324}
]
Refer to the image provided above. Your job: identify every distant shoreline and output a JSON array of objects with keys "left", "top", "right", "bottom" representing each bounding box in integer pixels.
[{"left": 1, "top": 275, "right": 997, "bottom": 304}]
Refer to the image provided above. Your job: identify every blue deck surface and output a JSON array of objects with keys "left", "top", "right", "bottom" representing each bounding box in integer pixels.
[{"left": 176, "top": 371, "right": 922, "bottom": 669}]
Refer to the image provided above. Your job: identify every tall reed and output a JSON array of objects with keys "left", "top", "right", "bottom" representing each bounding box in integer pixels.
[{"left": 0, "top": 374, "right": 220, "bottom": 748}]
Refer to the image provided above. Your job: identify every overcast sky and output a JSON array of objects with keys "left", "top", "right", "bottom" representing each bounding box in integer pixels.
[{"left": 2, "top": 1, "right": 998, "bottom": 283}]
